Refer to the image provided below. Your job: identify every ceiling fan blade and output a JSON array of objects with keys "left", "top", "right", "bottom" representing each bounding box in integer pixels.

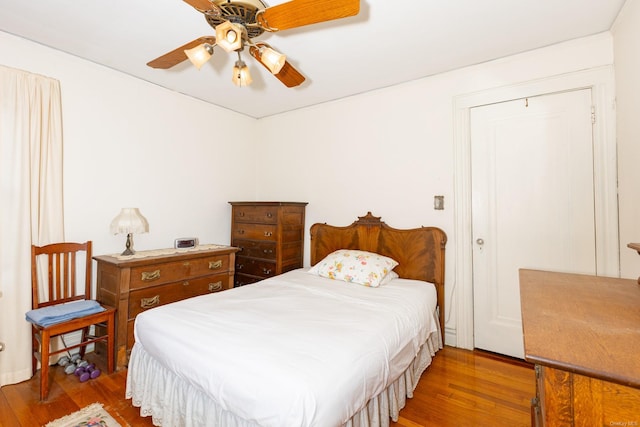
[
  {"left": 147, "top": 36, "right": 215, "bottom": 69},
  {"left": 249, "top": 45, "right": 305, "bottom": 88},
  {"left": 182, "top": 0, "right": 221, "bottom": 14},
  {"left": 273, "top": 61, "right": 306, "bottom": 88},
  {"left": 258, "top": 0, "right": 359, "bottom": 31}
]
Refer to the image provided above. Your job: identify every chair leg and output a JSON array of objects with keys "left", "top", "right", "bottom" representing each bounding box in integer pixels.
[
  {"left": 40, "top": 331, "right": 50, "bottom": 400},
  {"left": 31, "top": 327, "right": 37, "bottom": 377},
  {"left": 79, "top": 326, "right": 89, "bottom": 359}
]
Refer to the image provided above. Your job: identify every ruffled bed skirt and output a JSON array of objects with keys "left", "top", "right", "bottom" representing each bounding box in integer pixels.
[{"left": 126, "top": 330, "right": 442, "bottom": 427}]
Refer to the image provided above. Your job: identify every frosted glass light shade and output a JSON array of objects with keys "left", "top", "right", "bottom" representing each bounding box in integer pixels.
[
  {"left": 232, "top": 61, "right": 253, "bottom": 87},
  {"left": 216, "top": 21, "right": 244, "bottom": 52},
  {"left": 260, "top": 46, "right": 286, "bottom": 74},
  {"left": 185, "top": 44, "right": 213, "bottom": 70}
]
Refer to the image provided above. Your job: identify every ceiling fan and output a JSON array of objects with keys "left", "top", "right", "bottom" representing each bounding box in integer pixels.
[{"left": 147, "top": 0, "right": 360, "bottom": 88}]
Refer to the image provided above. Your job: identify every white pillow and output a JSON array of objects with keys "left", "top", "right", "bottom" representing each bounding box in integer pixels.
[
  {"left": 308, "top": 249, "right": 399, "bottom": 287},
  {"left": 380, "top": 271, "right": 399, "bottom": 286}
]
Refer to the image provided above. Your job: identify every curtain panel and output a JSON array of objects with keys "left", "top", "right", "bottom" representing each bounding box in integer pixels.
[{"left": 0, "top": 65, "right": 64, "bottom": 386}]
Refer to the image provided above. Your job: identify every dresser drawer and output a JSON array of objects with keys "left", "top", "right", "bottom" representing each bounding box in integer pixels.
[
  {"left": 233, "top": 205, "right": 279, "bottom": 224},
  {"left": 235, "top": 256, "right": 276, "bottom": 278},
  {"left": 128, "top": 273, "right": 229, "bottom": 318},
  {"left": 129, "top": 254, "right": 229, "bottom": 289},
  {"left": 232, "top": 224, "right": 277, "bottom": 241},
  {"left": 234, "top": 273, "right": 264, "bottom": 287},
  {"left": 234, "top": 239, "right": 276, "bottom": 260}
]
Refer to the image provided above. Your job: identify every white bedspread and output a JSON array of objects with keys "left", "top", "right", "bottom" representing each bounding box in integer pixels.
[{"left": 130, "top": 268, "right": 439, "bottom": 427}]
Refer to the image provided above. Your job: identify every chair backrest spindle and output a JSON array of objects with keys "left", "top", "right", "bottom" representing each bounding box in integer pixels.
[{"left": 31, "top": 241, "right": 92, "bottom": 309}]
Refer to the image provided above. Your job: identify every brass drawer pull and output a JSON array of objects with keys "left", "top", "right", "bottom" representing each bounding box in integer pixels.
[
  {"left": 141, "top": 269, "right": 161, "bottom": 281},
  {"left": 263, "top": 268, "right": 272, "bottom": 275},
  {"left": 238, "top": 229, "right": 245, "bottom": 234},
  {"left": 238, "top": 211, "right": 245, "bottom": 217},
  {"left": 209, "top": 260, "right": 223, "bottom": 270},
  {"left": 263, "top": 249, "right": 273, "bottom": 254},
  {"left": 141, "top": 295, "right": 160, "bottom": 308},
  {"left": 183, "top": 281, "right": 190, "bottom": 286},
  {"left": 237, "top": 264, "right": 244, "bottom": 270},
  {"left": 208, "top": 281, "right": 223, "bottom": 292},
  {"left": 264, "top": 231, "right": 273, "bottom": 237},
  {"left": 266, "top": 212, "right": 273, "bottom": 218}
]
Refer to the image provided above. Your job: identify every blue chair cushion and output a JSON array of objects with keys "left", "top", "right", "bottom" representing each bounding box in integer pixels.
[{"left": 26, "top": 300, "right": 105, "bottom": 327}]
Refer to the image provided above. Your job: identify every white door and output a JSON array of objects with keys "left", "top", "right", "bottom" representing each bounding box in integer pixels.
[{"left": 471, "top": 89, "right": 597, "bottom": 358}]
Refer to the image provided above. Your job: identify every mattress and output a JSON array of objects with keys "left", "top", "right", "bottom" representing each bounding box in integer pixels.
[{"left": 127, "top": 268, "right": 440, "bottom": 427}]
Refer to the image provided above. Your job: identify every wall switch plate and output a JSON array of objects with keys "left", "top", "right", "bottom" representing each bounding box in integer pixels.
[{"left": 434, "top": 195, "right": 444, "bottom": 210}]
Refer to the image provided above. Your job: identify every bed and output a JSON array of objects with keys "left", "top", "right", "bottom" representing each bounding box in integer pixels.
[{"left": 126, "top": 212, "right": 447, "bottom": 426}]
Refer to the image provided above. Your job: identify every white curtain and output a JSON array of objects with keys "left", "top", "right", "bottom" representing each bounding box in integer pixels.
[{"left": 0, "top": 65, "right": 64, "bottom": 386}]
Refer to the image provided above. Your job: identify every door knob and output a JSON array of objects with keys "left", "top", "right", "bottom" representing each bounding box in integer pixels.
[{"left": 476, "top": 238, "right": 485, "bottom": 246}]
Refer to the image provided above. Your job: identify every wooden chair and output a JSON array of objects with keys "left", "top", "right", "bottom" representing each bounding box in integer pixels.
[{"left": 30, "top": 241, "right": 115, "bottom": 400}]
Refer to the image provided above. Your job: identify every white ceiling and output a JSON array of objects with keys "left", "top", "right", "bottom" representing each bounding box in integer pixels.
[{"left": 0, "top": 0, "right": 627, "bottom": 118}]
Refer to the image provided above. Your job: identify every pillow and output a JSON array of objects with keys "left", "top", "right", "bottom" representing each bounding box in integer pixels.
[
  {"left": 379, "top": 271, "right": 399, "bottom": 286},
  {"left": 308, "top": 249, "right": 399, "bottom": 287}
]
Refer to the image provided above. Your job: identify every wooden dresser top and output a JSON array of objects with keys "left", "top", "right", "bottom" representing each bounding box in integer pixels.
[
  {"left": 520, "top": 269, "right": 640, "bottom": 388},
  {"left": 93, "top": 245, "right": 239, "bottom": 267}
]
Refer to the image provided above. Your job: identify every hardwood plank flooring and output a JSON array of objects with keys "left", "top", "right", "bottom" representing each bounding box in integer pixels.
[
  {"left": 391, "top": 348, "right": 535, "bottom": 427},
  {"left": 0, "top": 346, "right": 535, "bottom": 426}
]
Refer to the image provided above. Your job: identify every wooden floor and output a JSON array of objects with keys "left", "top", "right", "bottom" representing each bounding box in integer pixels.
[{"left": 0, "top": 346, "right": 535, "bottom": 426}]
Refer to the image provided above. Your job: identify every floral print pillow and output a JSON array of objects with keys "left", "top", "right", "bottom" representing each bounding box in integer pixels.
[{"left": 308, "top": 249, "right": 399, "bottom": 287}]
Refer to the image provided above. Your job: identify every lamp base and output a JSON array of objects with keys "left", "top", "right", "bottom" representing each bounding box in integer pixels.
[{"left": 121, "top": 233, "right": 136, "bottom": 256}]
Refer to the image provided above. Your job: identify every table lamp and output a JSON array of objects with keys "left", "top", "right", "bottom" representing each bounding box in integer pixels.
[{"left": 110, "top": 208, "right": 149, "bottom": 255}]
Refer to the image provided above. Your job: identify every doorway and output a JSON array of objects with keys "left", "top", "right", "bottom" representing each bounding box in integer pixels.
[
  {"left": 470, "top": 89, "right": 596, "bottom": 358},
  {"left": 452, "top": 67, "right": 619, "bottom": 355}
]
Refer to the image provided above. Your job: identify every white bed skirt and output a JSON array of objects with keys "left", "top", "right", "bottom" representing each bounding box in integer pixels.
[{"left": 126, "top": 329, "right": 441, "bottom": 427}]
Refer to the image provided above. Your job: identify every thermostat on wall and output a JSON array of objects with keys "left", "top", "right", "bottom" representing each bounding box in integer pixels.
[{"left": 174, "top": 237, "right": 198, "bottom": 249}]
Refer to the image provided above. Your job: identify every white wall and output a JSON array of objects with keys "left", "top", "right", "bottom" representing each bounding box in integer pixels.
[
  {"left": 256, "top": 33, "right": 616, "bottom": 343},
  {"left": 0, "top": 31, "right": 257, "bottom": 258},
  {"left": 612, "top": 0, "right": 640, "bottom": 280},
  {"left": 0, "top": 28, "right": 627, "bottom": 346}
]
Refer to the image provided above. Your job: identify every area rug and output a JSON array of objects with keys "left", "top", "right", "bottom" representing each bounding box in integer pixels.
[{"left": 44, "top": 402, "right": 121, "bottom": 427}]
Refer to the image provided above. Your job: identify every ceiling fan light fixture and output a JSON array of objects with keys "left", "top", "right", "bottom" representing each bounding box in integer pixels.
[
  {"left": 184, "top": 43, "right": 214, "bottom": 69},
  {"left": 216, "top": 21, "right": 245, "bottom": 52},
  {"left": 232, "top": 60, "right": 253, "bottom": 87},
  {"left": 259, "top": 46, "right": 286, "bottom": 74}
]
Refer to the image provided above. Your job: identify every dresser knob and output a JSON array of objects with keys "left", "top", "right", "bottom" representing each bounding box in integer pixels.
[
  {"left": 264, "top": 231, "right": 272, "bottom": 237},
  {"left": 263, "top": 268, "right": 272, "bottom": 275},
  {"left": 266, "top": 212, "right": 273, "bottom": 218},
  {"left": 237, "top": 264, "right": 244, "bottom": 270},
  {"left": 238, "top": 229, "right": 245, "bottom": 234}
]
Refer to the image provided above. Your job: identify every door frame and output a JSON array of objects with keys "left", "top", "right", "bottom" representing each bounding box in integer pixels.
[{"left": 453, "top": 66, "right": 619, "bottom": 350}]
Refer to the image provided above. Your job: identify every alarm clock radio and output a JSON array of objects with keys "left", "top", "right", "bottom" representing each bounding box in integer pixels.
[{"left": 174, "top": 237, "right": 198, "bottom": 249}]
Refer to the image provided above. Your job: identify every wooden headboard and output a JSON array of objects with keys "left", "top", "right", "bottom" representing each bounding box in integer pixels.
[{"left": 310, "top": 212, "right": 447, "bottom": 336}]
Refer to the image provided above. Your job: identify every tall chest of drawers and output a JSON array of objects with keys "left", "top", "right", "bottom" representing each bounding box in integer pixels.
[
  {"left": 229, "top": 201, "right": 307, "bottom": 287},
  {"left": 95, "top": 245, "right": 239, "bottom": 369}
]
